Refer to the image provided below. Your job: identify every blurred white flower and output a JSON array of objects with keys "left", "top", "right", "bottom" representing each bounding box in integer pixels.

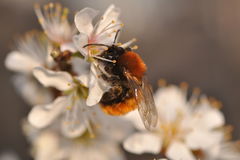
[
  {"left": 123, "top": 85, "right": 225, "bottom": 160},
  {"left": 35, "top": 3, "right": 77, "bottom": 52},
  {"left": 28, "top": 66, "right": 90, "bottom": 138},
  {"left": 205, "top": 141, "right": 240, "bottom": 160},
  {"left": 24, "top": 108, "right": 132, "bottom": 160},
  {"left": 5, "top": 31, "right": 54, "bottom": 105},
  {"left": 31, "top": 130, "right": 125, "bottom": 160},
  {"left": 73, "top": 4, "right": 122, "bottom": 58}
]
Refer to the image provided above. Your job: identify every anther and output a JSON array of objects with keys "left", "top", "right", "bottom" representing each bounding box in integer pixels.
[
  {"left": 51, "top": 50, "right": 60, "bottom": 58},
  {"left": 116, "top": 42, "right": 122, "bottom": 46},
  {"left": 158, "top": 79, "right": 167, "bottom": 87},
  {"left": 66, "top": 106, "right": 72, "bottom": 110},
  {"left": 193, "top": 87, "right": 201, "bottom": 95},
  {"left": 49, "top": 3, "right": 54, "bottom": 8},
  {"left": 131, "top": 45, "right": 138, "bottom": 50},
  {"left": 34, "top": 3, "right": 40, "bottom": 9},
  {"left": 180, "top": 82, "right": 189, "bottom": 90}
]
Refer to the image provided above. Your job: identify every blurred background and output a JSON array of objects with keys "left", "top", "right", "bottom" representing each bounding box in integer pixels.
[{"left": 1, "top": 0, "right": 240, "bottom": 159}]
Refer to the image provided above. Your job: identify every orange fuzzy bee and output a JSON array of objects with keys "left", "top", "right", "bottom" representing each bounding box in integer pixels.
[{"left": 84, "top": 32, "right": 158, "bottom": 130}]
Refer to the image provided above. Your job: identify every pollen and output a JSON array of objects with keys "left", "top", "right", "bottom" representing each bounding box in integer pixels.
[
  {"left": 118, "top": 51, "right": 147, "bottom": 80},
  {"left": 66, "top": 106, "right": 72, "bottom": 110},
  {"left": 49, "top": 3, "right": 54, "bottom": 8},
  {"left": 131, "top": 45, "right": 138, "bottom": 50},
  {"left": 101, "top": 98, "right": 137, "bottom": 115},
  {"left": 208, "top": 97, "right": 222, "bottom": 109},
  {"left": 38, "top": 18, "right": 44, "bottom": 24},
  {"left": 116, "top": 42, "right": 122, "bottom": 46},
  {"left": 193, "top": 87, "right": 201, "bottom": 95},
  {"left": 158, "top": 79, "right": 167, "bottom": 87},
  {"left": 180, "top": 81, "right": 189, "bottom": 90}
]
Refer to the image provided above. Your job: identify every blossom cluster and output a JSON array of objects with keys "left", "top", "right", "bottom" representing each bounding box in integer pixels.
[{"left": 4, "top": 2, "right": 240, "bottom": 160}]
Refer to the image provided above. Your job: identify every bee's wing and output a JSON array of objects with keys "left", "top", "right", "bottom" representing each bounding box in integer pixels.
[{"left": 125, "top": 72, "right": 158, "bottom": 130}]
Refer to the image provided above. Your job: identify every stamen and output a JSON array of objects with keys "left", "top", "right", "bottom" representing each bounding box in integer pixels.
[
  {"left": 193, "top": 87, "right": 201, "bottom": 95},
  {"left": 116, "top": 42, "right": 122, "bottom": 46},
  {"left": 223, "top": 125, "right": 234, "bottom": 140},
  {"left": 179, "top": 82, "right": 189, "bottom": 90},
  {"left": 120, "top": 38, "right": 137, "bottom": 49},
  {"left": 208, "top": 97, "right": 222, "bottom": 109},
  {"left": 49, "top": 2, "right": 54, "bottom": 8},
  {"left": 93, "top": 55, "right": 116, "bottom": 63},
  {"left": 131, "top": 45, "right": 138, "bottom": 50},
  {"left": 99, "top": 23, "right": 123, "bottom": 35},
  {"left": 34, "top": 3, "right": 74, "bottom": 43},
  {"left": 50, "top": 50, "right": 60, "bottom": 58},
  {"left": 189, "top": 87, "right": 201, "bottom": 105},
  {"left": 66, "top": 106, "right": 72, "bottom": 110},
  {"left": 158, "top": 79, "right": 167, "bottom": 87},
  {"left": 84, "top": 119, "right": 95, "bottom": 138},
  {"left": 179, "top": 81, "right": 188, "bottom": 98}
]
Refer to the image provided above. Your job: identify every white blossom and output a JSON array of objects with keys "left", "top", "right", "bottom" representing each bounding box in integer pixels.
[
  {"left": 205, "top": 141, "right": 240, "bottom": 160},
  {"left": 28, "top": 66, "right": 89, "bottom": 138},
  {"left": 5, "top": 31, "right": 54, "bottom": 105},
  {"left": 123, "top": 85, "right": 225, "bottom": 160},
  {"left": 24, "top": 108, "right": 132, "bottom": 160},
  {"left": 35, "top": 3, "right": 77, "bottom": 52}
]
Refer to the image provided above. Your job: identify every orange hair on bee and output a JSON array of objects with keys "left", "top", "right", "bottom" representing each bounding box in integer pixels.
[
  {"left": 101, "top": 98, "right": 137, "bottom": 115},
  {"left": 118, "top": 51, "right": 147, "bottom": 80}
]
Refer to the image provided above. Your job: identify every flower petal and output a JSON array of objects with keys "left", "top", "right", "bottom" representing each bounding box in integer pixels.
[
  {"left": 61, "top": 97, "right": 88, "bottom": 138},
  {"left": 209, "top": 142, "right": 240, "bottom": 160},
  {"left": 166, "top": 141, "right": 196, "bottom": 160},
  {"left": 86, "top": 74, "right": 104, "bottom": 106},
  {"left": 154, "top": 86, "right": 188, "bottom": 123},
  {"left": 77, "top": 73, "right": 90, "bottom": 87},
  {"left": 86, "top": 64, "right": 109, "bottom": 106},
  {"left": 74, "top": 7, "right": 98, "bottom": 35},
  {"left": 33, "top": 67, "right": 73, "bottom": 91},
  {"left": 61, "top": 121, "right": 86, "bottom": 138},
  {"left": 13, "top": 74, "right": 53, "bottom": 105},
  {"left": 33, "top": 131, "right": 66, "bottom": 160},
  {"left": 28, "top": 96, "right": 67, "bottom": 128},
  {"left": 72, "top": 57, "right": 90, "bottom": 76},
  {"left": 60, "top": 42, "right": 77, "bottom": 52},
  {"left": 5, "top": 51, "right": 40, "bottom": 73},
  {"left": 185, "top": 129, "right": 223, "bottom": 150},
  {"left": 123, "top": 132, "right": 162, "bottom": 154},
  {"left": 73, "top": 34, "right": 89, "bottom": 57},
  {"left": 123, "top": 110, "right": 146, "bottom": 131},
  {"left": 100, "top": 113, "right": 134, "bottom": 142},
  {"left": 72, "top": 142, "right": 124, "bottom": 160},
  {"left": 96, "top": 5, "right": 121, "bottom": 35},
  {"left": 193, "top": 102, "right": 225, "bottom": 130}
]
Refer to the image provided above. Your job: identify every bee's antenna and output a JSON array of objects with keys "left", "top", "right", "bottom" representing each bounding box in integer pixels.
[
  {"left": 83, "top": 43, "right": 109, "bottom": 48},
  {"left": 113, "top": 29, "right": 121, "bottom": 44}
]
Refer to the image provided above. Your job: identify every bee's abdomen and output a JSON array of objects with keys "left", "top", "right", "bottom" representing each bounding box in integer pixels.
[
  {"left": 101, "top": 97, "right": 137, "bottom": 115},
  {"left": 118, "top": 51, "right": 146, "bottom": 80}
]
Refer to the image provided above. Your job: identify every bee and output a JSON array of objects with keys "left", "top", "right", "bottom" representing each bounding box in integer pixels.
[{"left": 83, "top": 31, "right": 158, "bottom": 130}]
